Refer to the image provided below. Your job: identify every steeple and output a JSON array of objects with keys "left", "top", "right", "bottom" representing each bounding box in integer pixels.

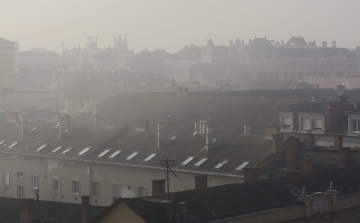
[{"left": 207, "top": 38, "right": 214, "bottom": 47}]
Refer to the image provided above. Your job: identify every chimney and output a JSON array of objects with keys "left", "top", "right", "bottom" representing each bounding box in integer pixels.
[
  {"left": 241, "top": 39, "right": 244, "bottom": 45},
  {"left": 194, "top": 121, "right": 199, "bottom": 133},
  {"left": 281, "top": 40, "right": 284, "bottom": 46},
  {"left": 342, "top": 147, "right": 350, "bottom": 166},
  {"left": 334, "top": 135, "right": 343, "bottom": 149},
  {"left": 244, "top": 167, "right": 260, "bottom": 182},
  {"left": 332, "top": 41, "right": 336, "bottom": 48},
  {"left": 82, "top": 195, "right": 90, "bottom": 223},
  {"left": 206, "top": 123, "right": 214, "bottom": 150},
  {"left": 177, "top": 87, "right": 183, "bottom": 95},
  {"left": 199, "top": 121, "right": 207, "bottom": 134},
  {"left": 157, "top": 122, "right": 165, "bottom": 148},
  {"left": 249, "top": 39, "right": 252, "bottom": 45},
  {"left": 286, "top": 171, "right": 301, "bottom": 187},
  {"left": 286, "top": 145, "right": 297, "bottom": 163},
  {"left": 20, "top": 115, "right": 28, "bottom": 137},
  {"left": 229, "top": 40, "right": 233, "bottom": 47},
  {"left": 244, "top": 123, "right": 251, "bottom": 135},
  {"left": 135, "top": 120, "right": 149, "bottom": 131},
  {"left": 322, "top": 41, "right": 327, "bottom": 47},
  {"left": 311, "top": 95, "right": 318, "bottom": 102},
  {"left": 270, "top": 40, "right": 275, "bottom": 45},
  {"left": 19, "top": 199, "right": 34, "bottom": 223},
  {"left": 94, "top": 115, "right": 101, "bottom": 127},
  {"left": 302, "top": 158, "right": 312, "bottom": 173},
  {"left": 304, "top": 134, "right": 315, "bottom": 148},
  {"left": 183, "top": 87, "right": 188, "bottom": 95},
  {"left": 273, "top": 134, "right": 283, "bottom": 161},
  {"left": 194, "top": 175, "right": 207, "bottom": 189},
  {"left": 59, "top": 114, "right": 66, "bottom": 140},
  {"left": 337, "top": 85, "right": 345, "bottom": 92},
  {"left": 152, "top": 179, "right": 166, "bottom": 196},
  {"left": 276, "top": 41, "right": 280, "bottom": 46},
  {"left": 8, "top": 110, "right": 19, "bottom": 123}
]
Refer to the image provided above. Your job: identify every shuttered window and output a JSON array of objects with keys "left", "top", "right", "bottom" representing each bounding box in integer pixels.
[
  {"left": 302, "top": 118, "right": 311, "bottom": 130},
  {"left": 313, "top": 119, "right": 323, "bottom": 130},
  {"left": 282, "top": 117, "right": 291, "bottom": 127}
]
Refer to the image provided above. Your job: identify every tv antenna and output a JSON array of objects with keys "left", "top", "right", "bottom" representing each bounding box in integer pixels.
[{"left": 160, "top": 158, "right": 176, "bottom": 200}]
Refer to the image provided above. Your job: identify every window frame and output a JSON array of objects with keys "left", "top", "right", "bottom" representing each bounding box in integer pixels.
[
  {"left": 352, "top": 120, "right": 360, "bottom": 133},
  {"left": 17, "top": 185, "right": 24, "bottom": 198},
  {"left": 3, "top": 171, "right": 9, "bottom": 186},
  {"left": 301, "top": 118, "right": 311, "bottom": 131},
  {"left": 313, "top": 118, "right": 323, "bottom": 131},
  {"left": 92, "top": 181, "right": 100, "bottom": 198},
  {"left": 282, "top": 116, "right": 291, "bottom": 128},
  {"left": 32, "top": 174, "right": 39, "bottom": 189},
  {"left": 17, "top": 171, "right": 24, "bottom": 179},
  {"left": 72, "top": 179, "right": 80, "bottom": 195},
  {"left": 112, "top": 183, "right": 121, "bottom": 202},
  {"left": 53, "top": 177, "right": 60, "bottom": 199}
]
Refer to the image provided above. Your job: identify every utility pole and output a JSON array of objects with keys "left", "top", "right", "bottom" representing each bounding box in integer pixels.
[
  {"left": 34, "top": 189, "right": 39, "bottom": 223},
  {"left": 160, "top": 158, "right": 176, "bottom": 200}
]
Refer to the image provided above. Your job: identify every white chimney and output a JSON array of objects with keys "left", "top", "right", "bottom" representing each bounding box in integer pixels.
[
  {"left": 194, "top": 121, "right": 199, "bottom": 133},
  {"left": 59, "top": 114, "right": 66, "bottom": 140},
  {"left": 322, "top": 41, "right": 327, "bottom": 47},
  {"left": 94, "top": 115, "right": 101, "bottom": 127},
  {"left": 20, "top": 115, "right": 28, "bottom": 137},
  {"left": 244, "top": 123, "right": 251, "bottom": 135},
  {"left": 206, "top": 123, "right": 214, "bottom": 150},
  {"left": 157, "top": 122, "right": 164, "bottom": 148},
  {"left": 332, "top": 41, "right": 336, "bottom": 48}
]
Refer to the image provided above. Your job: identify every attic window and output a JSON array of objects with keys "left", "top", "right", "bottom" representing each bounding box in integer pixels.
[
  {"left": 62, "top": 147, "right": 72, "bottom": 154},
  {"left": 109, "top": 150, "right": 121, "bottom": 159},
  {"left": 98, "top": 149, "right": 110, "bottom": 158},
  {"left": 144, "top": 153, "right": 157, "bottom": 162},
  {"left": 9, "top": 142, "right": 18, "bottom": 149},
  {"left": 78, "top": 147, "right": 91, "bottom": 155},
  {"left": 37, "top": 144, "right": 47, "bottom": 151},
  {"left": 236, "top": 161, "right": 250, "bottom": 171},
  {"left": 181, "top": 156, "right": 195, "bottom": 165},
  {"left": 126, "top": 151, "right": 139, "bottom": 160},
  {"left": 194, "top": 157, "right": 208, "bottom": 167},
  {"left": 282, "top": 116, "right": 291, "bottom": 128},
  {"left": 52, "top": 147, "right": 62, "bottom": 153},
  {"left": 214, "top": 159, "right": 229, "bottom": 169}
]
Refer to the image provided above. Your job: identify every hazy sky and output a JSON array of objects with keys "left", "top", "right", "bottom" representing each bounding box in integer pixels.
[{"left": 1, "top": 0, "right": 359, "bottom": 54}]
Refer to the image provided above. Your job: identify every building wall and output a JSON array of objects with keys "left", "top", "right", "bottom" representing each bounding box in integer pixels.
[
  {"left": 0, "top": 44, "right": 16, "bottom": 90},
  {"left": 279, "top": 111, "right": 297, "bottom": 132},
  {"left": 0, "top": 153, "right": 242, "bottom": 206},
  {"left": 95, "top": 201, "right": 146, "bottom": 223}
]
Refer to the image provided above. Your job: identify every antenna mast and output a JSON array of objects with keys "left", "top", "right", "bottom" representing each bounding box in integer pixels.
[{"left": 160, "top": 158, "right": 176, "bottom": 200}]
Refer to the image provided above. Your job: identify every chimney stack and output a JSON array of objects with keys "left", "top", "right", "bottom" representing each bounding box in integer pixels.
[
  {"left": 194, "top": 175, "right": 208, "bottom": 189},
  {"left": 19, "top": 199, "right": 34, "bottom": 223},
  {"left": 244, "top": 167, "right": 260, "bottom": 182},
  {"left": 20, "top": 115, "right": 28, "bottom": 137},
  {"left": 194, "top": 121, "right": 199, "bottom": 133},
  {"left": 157, "top": 122, "right": 165, "bottom": 148},
  {"left": 206, "top": 123, "right": 214, "bottom": 150},
  {"left": 304, "top": 134, "right": 315, "bottom": 148},
  {"left": 273, "top": 133, "right": 283, "bottom": 161},
  {"left": 281, "top": 40, "right": 284, "bottom": 46},
  {"left": 8, "top": 111, "right": 19, "bottom": 123},
  {"left": 177, "top": 87, "right": 183, "bottom": 95},
  {"left": 152, "top": 179, "right": 166, "bottom": 196},
  {"left": 302, "top": 158, "right": 312, "bottom": 173},
  {"left": 59, "top": 114, "right": 66, "bottom": 140},
  {"left": 286, "top": 171, "right": 301, "bottom": 187},
  {"left": 94, "top": 115, "right": 101, "bottom": 127},
  {"left": 244, "top": 123, "right": 251, "bottom": 135},
  {"left": 332, "top": 41, "right": 336, "bottom": 48},
  {"left": 229, "top": 40, "right": 233, "bottom": 47},
  {"left": 249, "top": 39, "right": 252, "bottom": 45},
  {"left": 82, "top": 195, "right": 90, "bottom": 223},
  {"left": 286, "top": 145, "right": 297, "bottom": 164},
  {"left": 322, "top": 41, "right": 327, "bottom": 47},
  {"left": 311, "top": 95, "right": 318, "bottom": 102},
  {"left": 334, "top": 135, "right": 343, "bottom": 149}
]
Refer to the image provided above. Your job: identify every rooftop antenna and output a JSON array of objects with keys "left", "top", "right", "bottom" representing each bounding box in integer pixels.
[{"left": 160, "top": 158, "right": 176, "bottom": 200}]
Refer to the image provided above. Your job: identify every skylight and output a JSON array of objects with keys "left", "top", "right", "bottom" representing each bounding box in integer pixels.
[
  {"left": 0, "top": 141, "right": 4, "bottom": 145},
  {"left": 170, "top": 136, "right": 177, "bottom": 141},
  {"left": 78, "top": 147, "right": 91, "bottom": 155},
  {"left": 181, "top": 156, "right": 195, "bottom": 165},
  {"left": 236, "top": 161, "right": 250, "bottom": 171},
  {"left": 126, "top": 151, "right": 139, "bottom": 160},
  {"left": 109, "top": 150, "right": 121, "bottom": 159},
  {"left": 62, "top": 147, "right": 72, "bottom": 154},
  {"left": 8, "top": 142, "right": 18, "bottom": 149},
  {"left": 52, "top": 147, "right": 62, "bottom": 153},
  {"left": 214, "top": 160, "right": 229, "bottom": 169},
  {"left": 194, "top": 157, "right": 208, "bottom": 167},
  {"left": 98, "top": 149, "right": 110, "bottom": 158},
  {"left": 37, "top": 144, "right": 47, "bottom": 151},
  {"left": 144, "top": 153, "right": 157, "bottom": 162}
]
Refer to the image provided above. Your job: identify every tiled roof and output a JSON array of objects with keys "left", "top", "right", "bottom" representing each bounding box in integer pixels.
[
  {"left": 15, "top": 76, "right": 77, "bottom": 91},
  {"left": 276, "top": 47, "right": 351, "bottom": 58},
  {"left": 152, "top": 49, "right": 170, "bottom": 58},
  {"left": 299, "top": 77, "right": 360, "bottom": 90},
  {"left": 221, "top": 80, "right": 300, "bottom": 91},
  {"left": 344, "top": 89, "right": 360, "bottom": 102},
  {"left": 0, "top": 37, "right": 15, "bottom": 48},
  {"left": 285, "top": 37, "right": 308, "bottom": 46},
  {"left": 277, "top": 101, "right": 328, "bottom": 112},
  {"left": 172, "top": 45, "right": 198, "bottom": 58},
  {"left": 0, "top": 197, "right": 106, "bottom": 223}
]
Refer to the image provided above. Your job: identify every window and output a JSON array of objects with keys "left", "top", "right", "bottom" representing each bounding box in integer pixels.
[
  {"left": 138, "top": 187, "right": 146, "bottom": 197},
  {"left": 17, "top": 172, "right": 24, "bottom": 179},
  {"left": 109, "top": 150, "right": 121, "bottom": 159},
  {"left": 126, "top": 151, "right": 139, "bottom": 160},
  {"left": 3, "top": 171, "right": 9, "bottom": 186},
  {"left": 144, "top": 153, "right": 157, "bottom": 162},
  {"left": 194, "top": 157, "right": 208, "bottom": 167},
  {"left": 301, "top": 118, "right": 311, "bottom": 130},
  {"left": 78, "top": 147, "right": 91, "bottom": 155},
  {"left": 181, "top": 156, "right": 195, "bottom": 165},
  {"left": 313, "top": 119, "right": 323, "bottom": 130},
  {"left": 113, "top": 183, "right": 121, "bottom": 202},
  {"left": 92, "top": 181, "right": 100, "bottom": 197},
  {"left": 214, "top": 160, "right": 229, "bottom": 169},
  {"left": 17, "top": 185, "right": 24, "bottom": 198},
  {"left": 98, "top": 149, "right": 110, "bottom": 158},
  {"left": 72, "top": 179, "right": 80, "bottom": 194},
  {"left": 352, "top": 120, "right": 360, "bottom": 133},
  {"left": 282, "top": 116, "right": 291, "bottom": 128},
  {"left": 53, "top": 177, "right": 60, "bottom": 199},
  {"left": 236, "top": 161, "right": 250, "bottom": 171},
  {"left": 32, "top": 175, "right": 39, "bottom": 189}
]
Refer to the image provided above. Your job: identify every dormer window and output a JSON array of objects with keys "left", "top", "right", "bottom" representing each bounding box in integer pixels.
[
  {"left": 352, "top": 120, "right": 360, "bottom": 133},
  {"left": 282, "top": 116, "right": 291, "bottom": 128},
  {"left": 301, "top": 118, "right": 310, "bottom": 130},
  {"left": 313, "top": 119, "right": 323, "bottom": 131}
]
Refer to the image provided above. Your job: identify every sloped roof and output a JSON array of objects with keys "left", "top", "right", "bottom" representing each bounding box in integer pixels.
[
  {"left": 19, "top": 50, "right": 62, "bottom": 69},
  {"left": 0, "top": 37, "right": 15, "bottom": 48},
  {"left": 172, "top": 45, "right": 198, "bottom": 58},
  {"left": 299, "top": 77, "right": 360, "bottom": 90},
  {"left": 285, "top": 37, "right": 308, "bottom": 46},
  {"left": 15, "top": 76, "right": 78, "bottom": 91},
  {"left": 0, "top": 197, "right": 106, "bottom": 223},
  {"left": 222, "top": 80, "right": 300, "bottom": 90},
  {"left": 152, "top": 49, "right": 170, "bottom": 58},
  {"left": 276, "top": 47, "right": 351, "bottom": 58}
]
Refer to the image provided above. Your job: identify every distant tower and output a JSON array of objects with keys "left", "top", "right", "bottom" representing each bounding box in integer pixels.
[{"left": 207, "top": 38, "right": 214, "bottom": 47}]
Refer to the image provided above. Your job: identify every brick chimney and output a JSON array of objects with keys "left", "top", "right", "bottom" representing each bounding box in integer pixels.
[
  {"left": 286, "top": 146, "right": 297, "bottom": 163},
  {"left": 286, "top": 171, "right": 301, "bottom": 187},
  {"left": 244, "top": 167, "right": 260, "bottom": 182},
  {"left": 19, "top": 199, "right": 34, "bottom": 223},
  {"left": 302, "top": 158, "right": 312, "bottom": 173},
  {"left": 304, "top": 134, "right": 315, "bottom": 148},
  {"left": 20, "top": 115, "right": 28, "bottom": 137},
  {"left": 82, "top": 195, "right": 90, "bottom": 223},
  {"left": 206, "top": 123, "right": 214, "bottom": 150},
  {"left": 135, "top": 120, "right": 149, "bottom": 131},
  {"left": 157, "top": 122, "right": 165, "bottom": 148},
  {"left": 152, "top": 179, "right": 166, "bottom": 196},
  {"left": 194, "top": 175, "right": 207, "bottom": 189},
  {"left": 334, "top": 135, "right": 343, "bottom": 149},
  {"left": 342, "top": 147, "right": 350, "bottom": 166}
]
